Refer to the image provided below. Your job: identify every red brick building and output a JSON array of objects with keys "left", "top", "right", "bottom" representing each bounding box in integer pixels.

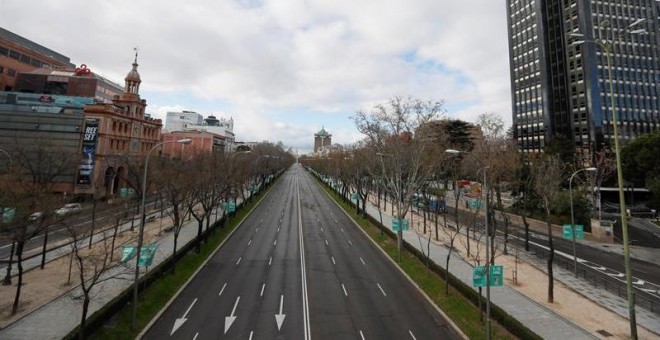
[
  {"left": 74, "top": 54, "right": 162, "bottom": 199},
  {"left": 0, "top": 27, "right": 74, "bottom": 91}
]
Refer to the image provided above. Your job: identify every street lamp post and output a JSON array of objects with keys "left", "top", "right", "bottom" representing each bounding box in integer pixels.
[
  {"left": 445, "top": 149, "right": 491, "bottom": 340},
  {"left": 572, "top": 18, "right": 646, "bottom": 339},
  {"left": 569, "top": 167, "right": 597, "bottom": 277},
  {"left": 131, "top": 138, "right": 191, "bottom": 329}
]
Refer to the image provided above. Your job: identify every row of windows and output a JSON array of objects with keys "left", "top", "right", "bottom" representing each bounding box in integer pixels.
[
  {"left": 0, "top": 46, "right": 50, "bottom": 68},
  {"left": 0, "top": 66, "right": 16, "bottom": 77}
]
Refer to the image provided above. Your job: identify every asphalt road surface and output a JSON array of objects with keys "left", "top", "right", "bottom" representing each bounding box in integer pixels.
[{"left": 143, "top": 164, "right": 461, "bottom": 339}]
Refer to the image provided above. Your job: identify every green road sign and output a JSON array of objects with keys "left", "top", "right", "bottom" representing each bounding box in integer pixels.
[
  {"left": 138, "top": 244, "right": 158, "bottom": 267},
  {"left": 472, "top": 265, "right": 504, "bottom": 287},
  {"left": 563, "top": 224, "right": 584, "bottom": 239},
  {"left": 473, "top": 266, "right": 486, "bottom": 287},
  {"left": 351, "top": 193, "right": 358, "bottom": 201},
  {"left": 223, "top": 202, "right": 237, "bottom": 213},
  {"left": 470, "top": 199, "right": 483, "bottom": 209},
  {"left": 490, "top": 265, "right": 504, "bottom": 286},
  {"left": 1, "top": 207, "right": 16, "bottom": 222},
  {"left": 121, "top": 245, "right": 136, "bottom": 263},
  {"left": 391, "top": 219, "right": 409, "bottom": 232}
]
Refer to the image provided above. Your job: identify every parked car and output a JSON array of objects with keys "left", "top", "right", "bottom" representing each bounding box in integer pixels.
[
  {"left": 55, "top": 203, "right": 82, "bottom": 217},
  {"left": 28, "top": 211, "right": 44, "bottom": 221}
]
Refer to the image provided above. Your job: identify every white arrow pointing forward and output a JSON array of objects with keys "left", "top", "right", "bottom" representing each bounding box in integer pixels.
[
  {"left": 171, "top": 298, "right": 197, "bottom": 335},
  {"left": 225, "top": 296, "right": 240, "bottom": 334},
  {"left": 275, "top": 294, "right": 286, "bottom": 331}
]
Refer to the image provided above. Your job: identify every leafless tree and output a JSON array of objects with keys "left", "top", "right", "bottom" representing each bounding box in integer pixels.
[
  {"left": 532, "top": 154, "right": 565, "bottom": 303},
  {"left": 154, "top": 158, "right": 192, "bottom": 260},
  {"left": 353, "top": 96, "right": 445, "bottom": 260},
  {"left": 0, "top": 141, "right": 74, "bottom": 315},
  {"left": 64, "top": 220, "right": 130, "bottom": 339}
]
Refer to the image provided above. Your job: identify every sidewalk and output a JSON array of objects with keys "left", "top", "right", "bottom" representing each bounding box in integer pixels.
[
  {"left": 0, "top": 207, "right": 227, "bottom": 339},
  {"left": 361, "top": 194, "right": 660, "bottom": 339}
]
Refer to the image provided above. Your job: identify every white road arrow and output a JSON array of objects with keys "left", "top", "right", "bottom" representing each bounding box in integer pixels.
[
  {"left": 171, "top": 298, "right": 197, "bottom": 335},
  {"left": 275, "top": 294, "right": 286, "bottom": 331},
  {"left": 224, "top": 296, "right": 240, "bottom": 334}
]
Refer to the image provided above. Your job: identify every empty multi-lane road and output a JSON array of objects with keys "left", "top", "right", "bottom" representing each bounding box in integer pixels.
[{"left": 143, "top": 164, "right": 461, "bottom": 339}]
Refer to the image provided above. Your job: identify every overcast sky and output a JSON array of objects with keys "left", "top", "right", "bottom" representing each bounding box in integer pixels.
[{"left": 1, "top": 0, "right": 511, "bottom": 154}]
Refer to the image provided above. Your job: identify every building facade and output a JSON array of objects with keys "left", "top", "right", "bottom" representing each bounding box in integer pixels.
[
  {"left": 165, "top": 112, "right": 235, "bottom": 151},
  {"left": 313, "top": 127, "right": 332, "bottom": 153},
  {"left": 507, "top": 0, "right": 660, "bottom": 161},
  {"left": 164, "top": 110, "right": 203, "bottom": 132},
  {"left": 14, "top": 66, "right": 124, "bottom": 103},
  {"left": 161, "top": 130, "right": 227, "bottom": 157},
  {"left": 75, "top": 55, "right": 162, "bottom": 199},
  {"left": 0, "top": 92, "right": 92, "bottom": 194},
  {"left": 0, "top": 27, "right": 74, "bottom": 92}
]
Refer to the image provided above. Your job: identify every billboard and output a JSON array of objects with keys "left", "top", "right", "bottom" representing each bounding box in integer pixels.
[{"left": 76, "top": 118, "right": 100, "bottom": 187}]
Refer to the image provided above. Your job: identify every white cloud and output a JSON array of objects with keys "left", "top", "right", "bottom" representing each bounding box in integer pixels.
[{"left": 2, "top": 0, "right": 512, "bottom": 147}]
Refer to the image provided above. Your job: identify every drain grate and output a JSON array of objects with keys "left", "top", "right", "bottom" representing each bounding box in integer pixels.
[{"left": 596, "top": 329, "right": 613, "bottom": 337}]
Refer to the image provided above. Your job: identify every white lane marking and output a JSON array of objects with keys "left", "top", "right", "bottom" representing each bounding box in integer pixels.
[
  {"left": 331, "top": 256, "right": 336, "bottom": 265},
  {"left": 236, "top": 257, "right": 242, "bottom": 266},
  {"left": 409, "top": 330, "right": 417, "bottom": 339},
  {"left": 360, "top": 330, "right": 365, "bottom": 340},
  {"left": 277, "top": 227, "right": 280, "bottom": 232},
  {"left": 269, "top": 256, "right": 273, "bottom": 266},
  {"left": 377, "top": 283, "right": 387, "bottom": 296},
  {"left": 341, "top": 283, "right": 348, "bottom": 296},
  {"left": 341, "top": 228, "right": 344, "bottom": 233},
  {"left": 360, "top": 258, "right": 366, "bottom": 265},
  {"left": 320, "top": 227, "right": 324, "bottom": 232},
  {"left": 247, "top": 239, "right": 252, "bottom": 246},
  {"left": 255, "top": 227, "right": 259, "bottom": 232},
  {"left": 260, "top": 283, "right": 266, "bottom": 297},
  {"left": 274, "top": 240, "right": 277, "bottom": 246},
  {"left": 297, "top": 175, "right": 311, "bottom": 340},
  {"left": 275, "top": 294, "right": 286, "bottom": 331},
  {"left": 325, "top": 239, "right": 328, "bottom": 246},
  {"left": 249, "top": 331, "right": 254, "bottom": 340},
  {"left": 170, "top": 298, "right": 197, "bottom": 335},
  {"left": 219, "top": 283, "right": 227, "bottom": 296},
  {"left": 224, "top": 296, "right": 240, "bottom": 334},
  {"left": 193, "top": 332, "right": 199, "bottom": 340},
  {"left": 348, "top": 240, "right": 353, "bottom": 246}
]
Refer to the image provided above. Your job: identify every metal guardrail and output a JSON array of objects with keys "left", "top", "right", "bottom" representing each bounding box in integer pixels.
[{"left": 531, "top": 246, "right": 659, "bottom": 315}]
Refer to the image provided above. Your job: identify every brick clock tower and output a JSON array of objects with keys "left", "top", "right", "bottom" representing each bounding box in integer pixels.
[
  {"left": 75, "top": 52, "right": 162, "bottom": 199},
  {"left": 313, "top": 127, "right": 331, "bottom": 153}
]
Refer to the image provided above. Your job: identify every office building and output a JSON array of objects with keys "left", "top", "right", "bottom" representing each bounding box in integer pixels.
[
  {"left": 164, "top": 110, "right": 203, "bottom": 132},
  {"left": 506, "top": 0, "right": 660, "bottom": 162},
  {"left": 0, "top": 27, "right": 74, "bottom": 91}
]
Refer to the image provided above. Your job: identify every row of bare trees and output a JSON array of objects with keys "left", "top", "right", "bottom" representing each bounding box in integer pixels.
[
  {"left": 302, "top": 96, "right": 610, "bottom": 305},
  {"left": 0, "top": 140, "right": 293, "bottom": 338}
]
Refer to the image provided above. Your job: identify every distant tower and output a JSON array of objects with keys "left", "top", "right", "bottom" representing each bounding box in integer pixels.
[{"left": 314, "top": 127, "right": 332, "bottom": 153}]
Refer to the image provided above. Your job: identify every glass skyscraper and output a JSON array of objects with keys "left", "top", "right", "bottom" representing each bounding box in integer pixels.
[{"left": 506, "top": 0, "right": 659, "bottom": 163}]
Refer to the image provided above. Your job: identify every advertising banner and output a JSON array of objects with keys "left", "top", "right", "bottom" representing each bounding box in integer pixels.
[{"left": 76, "top": 118, "right": 100, "bottom": 187}]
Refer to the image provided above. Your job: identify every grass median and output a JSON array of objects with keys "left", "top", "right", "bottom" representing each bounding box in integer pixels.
[{"left": 318, "top": 184, "right": 518, "bottom": 340}]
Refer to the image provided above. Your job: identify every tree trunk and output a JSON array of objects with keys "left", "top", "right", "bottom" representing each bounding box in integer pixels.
[
  {"left": 79, "top": 296, "right": 90, "bottom": 340},
  {"left": 40, "top": 228, "right": 48, "bottom": 269},
  {"left": 196, "top": 220, "right": 204, "bottom": 253},
  {"left": 11, "top": 242, "right": 25, "bottom": 315},
  {"left": 89, "top": 200, "right": 98, "bottom": 249}
]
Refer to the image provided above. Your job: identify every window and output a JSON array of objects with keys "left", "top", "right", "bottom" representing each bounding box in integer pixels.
[{"left": 8, "top": 50, "right": 20, "bottom": 60}]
